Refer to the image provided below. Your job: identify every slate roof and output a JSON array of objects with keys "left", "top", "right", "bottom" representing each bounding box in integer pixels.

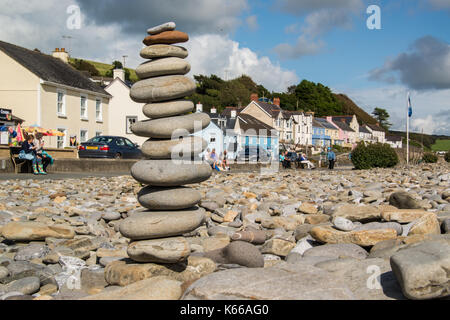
[
  {"left": 333, "top": 120, "right": 355, "bottom": 132},
  {"left": 312, "top": 119, "right": 325, "bottom": 128},
  {"left": 332, "top": 115, "right": 354, "bottom": 125},
  {"left": 359, "top": 126, "right": 371, "bottom": 134},
  {"left": 0, "top": 41, "right": 110, "bottom": 96},
  {"left": 386, "top": 135, "right": 402, "bottom": 142},
  {"left": 221, "top": 107, "right": 243, "bottom": 118},
  {"left": 237, "top": 114, "right": 277, "bottom": 136},
  {"left": 365, "top": 123, "right": 385, "bottom": 132},
  {"left": 315, "top": 118, "right": 338, "bottom": 130}
]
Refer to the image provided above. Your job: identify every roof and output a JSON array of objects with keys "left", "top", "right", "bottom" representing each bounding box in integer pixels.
[
  {"left": 253, "top": 101, "right": 282, "bottom": 118},
  {"left": 359, "top": 126, "right": 371, "bottom": 134},
  {"left": 0, "top": 41, "right": 110, "bottom": 96},
  {"left": 315, "top": 118, "right": 338, "bottom": 130},
  {"left": 333, "top": 120, "right": 355, "bottom": 132},
  {"left": 221, "top": 107, "right": 243, "bottom": 118},
  {"left": 386, "top": 135, "right": 402, "bottom": 142},
  {"left": 331, "top": 115, "right": 354, "bottom": 125},
  {"left": 365, "top": 123, "right": 385, "bottom": 132},
  {"left": 312, "top": 119, "right": 325, "bottom": 128},
  {"left": 237, "top": 114, "right": 277, "bottom": 136}
]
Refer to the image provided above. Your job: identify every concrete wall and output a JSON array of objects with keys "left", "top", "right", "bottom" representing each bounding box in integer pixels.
[
  {"left": 105, "top": 79, "right": 147, "bottom": 146},
  {"left": 0, "top": 51, "right": 40, "bottom": 125},
  {"left": 40, "top": 84, "right": 110, "bottom": 148}
]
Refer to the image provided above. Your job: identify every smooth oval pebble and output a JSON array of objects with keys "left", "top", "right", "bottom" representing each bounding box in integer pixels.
[
  {"left": 137, "top": 186, "right": 202, "bottom": 210},
  {"left": 131, "top": 113, "right": 210, "bottom": 139},
  {"left": 333, "top": 217, "right": 355, "bottom": 232},
  {"left": 140, "top": 45, "right": 188, "bottom": 59},
  {"left": 127, "top": 237, "right": 190, "bottom": 263},
  {"left": 141, "top": 137, "right": 207, "bottom": 159},
  {"left": 131, "top": 160, "right": 212, "bottom": 186},
  {"left": 136, "top": 57, "right": 191, "bottom": 79},
  {"left": 130, "top": 75, "right": 196, "bottom": 103},
  {"left": 147, "top": 22, "right": 176, "bottom": 35},
  {"left": 143, "top": 100, "right": 194, "bottom": 119},
  {"left": 119, "top": 207, "right": 205, "bottom": 240},
  {"left": 143, "top": 30, "right": 189, "bottom": 46}
]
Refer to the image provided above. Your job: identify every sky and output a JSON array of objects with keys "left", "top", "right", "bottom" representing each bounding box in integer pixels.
[{"left": 1, "top": 0, "right": 449, "bottom": 135}]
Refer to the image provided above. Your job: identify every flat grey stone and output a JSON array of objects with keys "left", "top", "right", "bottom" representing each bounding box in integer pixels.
[
  {"left": 333, "top": 217, "right": 355, "bottom": 231},
  {"left": 389, "top": 192, "right": 421, "bottom": 209},
  {"left": 182, "top": 262, "right": 355, "bottom": 300},
  {"left": 127, "top": 237, "right": 190, "bottom": 263},
  {"left": 6, "top": 276, "right": 40, "bottom": 295},
  {"left": 136, "top": 57, "right": 190, "bottom": 79},
  {"left": 131, "top": 160, "right": 212, "bottom": 187},
  {"left": 140, "top": 44, "right": 188, "bottom": 59},
  {"left": 14, "top": 243, "right": 50, "bottom": 261},
  {"left": 222, "top": 241, "right": 264, "bottom": 268},
  {"left": 138, "top": 186, "right": 202, "bottom": 210},
  {"left": 147, "top": 22, "right": 176, "bottom": 35},
  {"left": 354, "top": 222, "right": 403, "bottom": 236},
  {"left": 303, "top": 243, "right": 368, "bottom": 260},
  {"left": 101, "top": 211, "right": 121, "bottom": 221},
  {"left": 130, "top": 75, "right": 196, "bottom": 103},
  {"left": 131, "top": 113, "right": 210, "bottom": 139},
  {"left": 143, "top": 100, "right": 194, "bottom": 119},
  {"left": 141, "top": 137, "right": 207, "bottom": 159},
  {"left": 120, "top": 207, "right": 205, "bottom": 240},
  {"left": 390, "top": 240, "right": 450, "bottom": 300}
]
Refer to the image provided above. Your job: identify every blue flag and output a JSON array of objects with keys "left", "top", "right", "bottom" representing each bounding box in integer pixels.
[{"left": 408, "top": 94, "right": 412, "bottom": 118}]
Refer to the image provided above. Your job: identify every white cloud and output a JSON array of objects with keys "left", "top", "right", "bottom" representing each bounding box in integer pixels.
[
  {"left": 185, "top": 34, "right": 299, "bottom": 92},
  {"left": 302, "top": 9, "right": 354, "bottom": 37},
  {"left": 275, "top": 0, "right": 363, "bottom": 15},
  {"left": 341, "top": 85, "right": 450, "bottom": 135},
  {"left": 246, "top": 15, "right": 258, "bottom": 31},
  {"left": 274, "top": 35, "right": 325, "bottom": 60}
]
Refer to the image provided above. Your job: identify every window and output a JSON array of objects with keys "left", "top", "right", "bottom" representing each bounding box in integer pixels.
[
  {"left": 80, "top": 95, "right": 88, "bottom": 119},
  {"left": 57, "top": 90, "right": 66, "bottom": 116},
  {"left": 91, "top": 136, "right": 113, "bottom": 144},
  {"left": 126, "top": 116, "right": 138, "bottom": 134},
  {"left": 124, "top": 138, "right": 135, "bottom": 147},
  {"left": 95, "top": 131, "right": 102, "bottom": 137},
  {"left": 95, "top": 98, "right": 102, "bottom": 121},
  {"left": 57, "top": 128, "right": 66, "bottom": 148},
  {"left": 210, "top": 137, "right": 216, "bottom": 143},
  {"left": 115, "top": 138, "right": 126, "bottom": 146},
  {"left": 80, "top": 130, "right": 88, "bottom": 143}
]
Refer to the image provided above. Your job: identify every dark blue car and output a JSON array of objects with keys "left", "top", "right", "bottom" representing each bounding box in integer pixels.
[{"left": 78, "top": 136, "right": 142, "bottom": 159}]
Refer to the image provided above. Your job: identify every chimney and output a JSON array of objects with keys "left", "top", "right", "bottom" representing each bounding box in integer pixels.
[
  {"left": 52, "top": 48, "right": 69, "bottom": 63},
  {"left": 113, "top": 68, "right": 125, "bottom": 81},
  {"left": 196, "top": 103, "right": 203, "bottom": 113},
  {"left": 273, "top": 97, "right": 280, "bottom": 107},
  {"left": 231, "top": 109, "right": 237, "bottom": 118},
  {"left": 211, "top": 107, "right": 217, "bottom": 114},
  {"left": 251, "top": 93, "right": 258, "bottom": 102}
]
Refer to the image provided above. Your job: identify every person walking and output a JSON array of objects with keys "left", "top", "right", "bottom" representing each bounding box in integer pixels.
[{"left": 327, "top": 147, "right": 336, "bottom": 170}]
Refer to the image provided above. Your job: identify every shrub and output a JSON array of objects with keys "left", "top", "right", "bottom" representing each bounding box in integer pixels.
[
  {"left": 445, "top": 151, "right": 450, "bottom": 163},
  {"left": 351, "top": 142, "right": 399, "bottom": 170},
  {"left": 422, "top": 152, "right": 438, "bottom": 163}
]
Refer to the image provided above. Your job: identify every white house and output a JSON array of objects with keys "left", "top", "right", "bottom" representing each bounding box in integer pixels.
[
  {"left": 386, "top": 135, "right": 403, "bottom": 148},
  {"left": 363, "top": 124, "right": 386, "bottom": 143},
  {"left": 192, "top": 106, "right": 225, "bottom": 158},
  {"left": 104, "top": 70, "right": 147, "bottom": 146}
]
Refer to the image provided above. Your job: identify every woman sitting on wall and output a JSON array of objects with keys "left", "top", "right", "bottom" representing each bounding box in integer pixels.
[
  {"left": 19, "top": 134, "right": 46, "bottom": 175},
  {"left": 34, "top": 133, "right": 53, "bottom": 173}
]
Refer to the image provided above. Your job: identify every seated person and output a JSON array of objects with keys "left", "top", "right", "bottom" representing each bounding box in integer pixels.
[
  {"left": 220, "top": 150, "right": 230, "bottom": 171},
  {"left": 300, "top": 153, "right": 316, "bottom": 169},
  {"left": 34, "top": 133, "right": 53, "bottom": 173},
  {"left": 19, "top": 134, "right": 46, "bottom": 175}
]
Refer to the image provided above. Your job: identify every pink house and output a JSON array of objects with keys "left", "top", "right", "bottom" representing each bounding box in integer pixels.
[{"left": 326, "top": 116, "right": 356, "bottom": 148}]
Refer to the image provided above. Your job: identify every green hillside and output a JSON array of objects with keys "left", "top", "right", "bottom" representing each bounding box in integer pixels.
[
  {"left": 334, "top": 94, "right": 378, "bottom": 126},
  {"left": 69, "top": 58, "right": 139, "bottom": 82},
  {"left": 431, "top": 139, "right": 450, "bottom": 151}
]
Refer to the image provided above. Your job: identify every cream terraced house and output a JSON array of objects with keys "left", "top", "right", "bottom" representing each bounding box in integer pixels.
[{"left": 0, "top": 41, "right": 111, "bottom": 148}]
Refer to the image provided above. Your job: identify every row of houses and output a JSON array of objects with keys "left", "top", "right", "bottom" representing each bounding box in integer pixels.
[{"left": 0, "top": 40, "right": 402, "bottom": 157}]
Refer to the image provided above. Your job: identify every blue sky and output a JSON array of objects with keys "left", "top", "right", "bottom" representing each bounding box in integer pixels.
[{"left": 1, "top": 0, "right": 449, "bottom": 134}]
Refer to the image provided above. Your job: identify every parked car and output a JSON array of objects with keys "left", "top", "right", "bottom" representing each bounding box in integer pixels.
[
  {"left": 78, "top": 136, "right": 142, "bottom": 159},
  {"left": 235, "top": 147, "right": 271, "bottom": 163}
]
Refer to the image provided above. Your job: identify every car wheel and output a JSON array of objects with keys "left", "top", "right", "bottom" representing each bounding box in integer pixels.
[{"left": 114, "top": 153, "right": 122, "bottom": 160}]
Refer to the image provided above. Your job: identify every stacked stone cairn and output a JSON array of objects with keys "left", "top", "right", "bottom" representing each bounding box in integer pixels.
[{"left": 120, "top": 22, "right": 212, "bottom": 264}]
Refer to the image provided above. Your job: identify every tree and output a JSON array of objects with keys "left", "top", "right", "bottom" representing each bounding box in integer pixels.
[
  {"left": 105, "top": 61, "right": 130, "bottom": 81},
  {"left": 372, "top": 108, "right": 392, "bottom": 130}
]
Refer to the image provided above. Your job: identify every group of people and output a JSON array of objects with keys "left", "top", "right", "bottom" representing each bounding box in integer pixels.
[
  {"left": 204, "top": 149, "right": 230, "bottom": 172},
  {"left": 280, "top": 151, "right": 316, "bottom": 170},
  {"left": 280, "top": 147, "right": 337, "bottom": 170},
  {"left": 19, "top": 133, "right": 53, "bottom": 175}
]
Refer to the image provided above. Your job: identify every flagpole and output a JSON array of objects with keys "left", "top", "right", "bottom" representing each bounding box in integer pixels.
[{"left": 406, "top": 92, "right": 409, "bottom": 166}]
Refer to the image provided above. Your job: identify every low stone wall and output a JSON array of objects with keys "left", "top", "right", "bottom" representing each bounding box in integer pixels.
[{"left": 0, "top": 146, "right": 78, "bottom": 159}]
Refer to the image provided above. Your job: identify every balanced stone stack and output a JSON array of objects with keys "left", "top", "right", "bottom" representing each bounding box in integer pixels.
[{"left": 120, "top": 22, "right": 212, "bottom": 264}]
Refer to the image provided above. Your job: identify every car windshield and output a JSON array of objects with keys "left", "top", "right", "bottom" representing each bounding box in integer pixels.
[{"left": 89, "top": 137, "right": 114, "bottom": 144}]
